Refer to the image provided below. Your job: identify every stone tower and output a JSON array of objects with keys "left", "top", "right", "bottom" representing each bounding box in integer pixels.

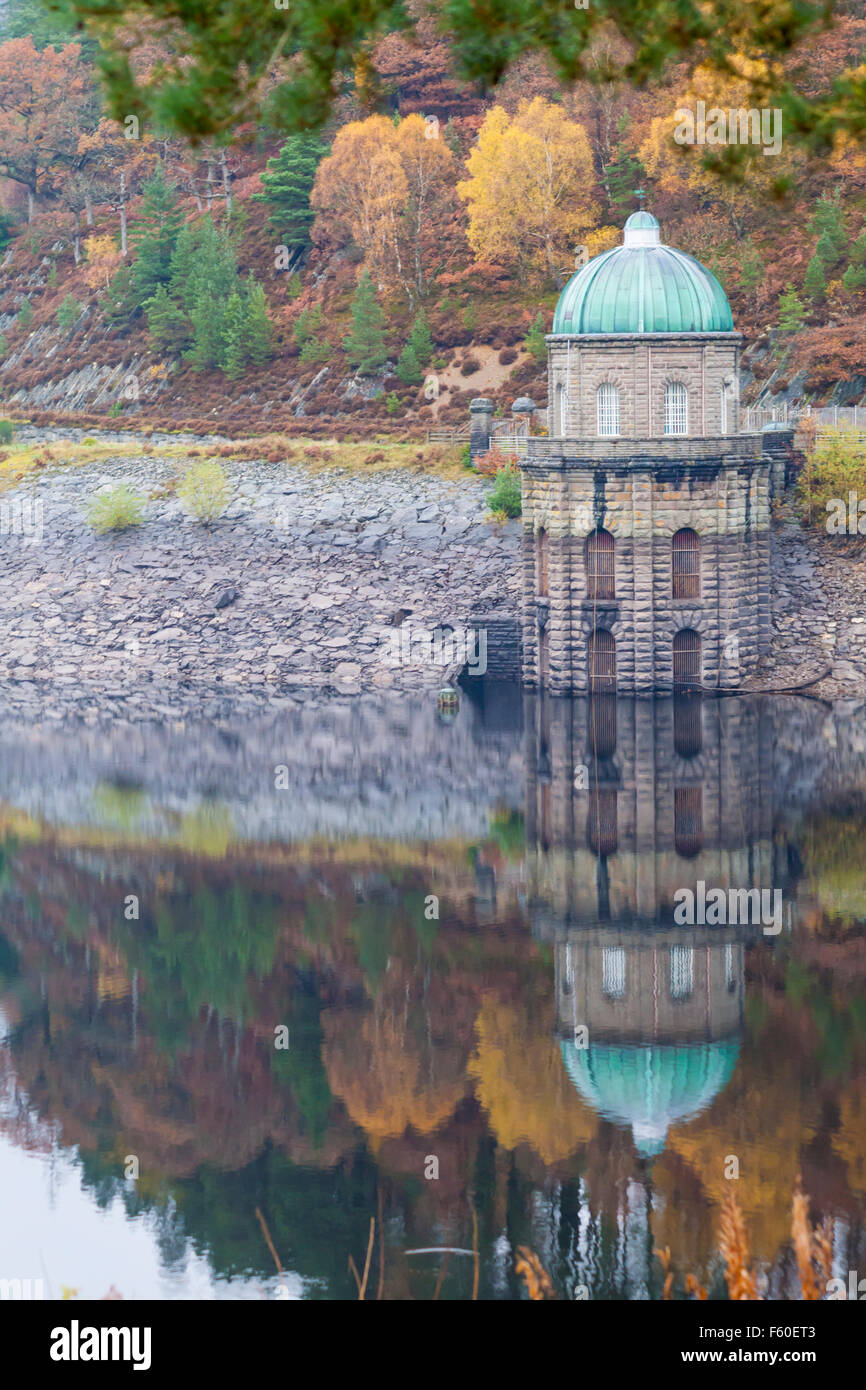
[{"left": 520, "top": 209, "right": 772, "bottom": 694}]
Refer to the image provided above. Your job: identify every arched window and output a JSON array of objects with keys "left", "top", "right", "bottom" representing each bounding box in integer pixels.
[
  {"left": 673, "top": 629, "right": 702, "bottom": 690},
  {"left": 664, "top": 381, "right": 688, "bottom": 435},
  {"left": 597, "top": 382, "right": 619, "bottom": 437},
  {"left": 672, "top": 528, "right": 701, "bottom": 599},
  {"left": 536, "top": 528, "right": 549, "bottom": 597},
  {"left": 588, "top": 628, "right": 616, "bottom": 692},
  {"left": 586, "top": 528, "right": 615, "bottom": 599},
  {"left": 674, "top": 785, "right": 703, "bottom": 857}
]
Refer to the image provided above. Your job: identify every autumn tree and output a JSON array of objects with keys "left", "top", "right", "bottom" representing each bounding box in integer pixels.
[
  {"left": 83, "top": 234, "right": 122, "bottom": 291},
  {"left": 0, "top": 37, "right": 95, "bottom": 221},
  {"left": 638, "top": 57, "right": 803, "bottom": 239},
  {"left": 311, "top": 112, "right": 458, "bottom": 303},
  {"left": 458, "top": 97, "right": 599, "bottom": 285}
]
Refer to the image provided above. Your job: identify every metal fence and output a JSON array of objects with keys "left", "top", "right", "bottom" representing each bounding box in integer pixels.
[{"left": 742, "top": 403, "right": 866, "bottom": 432}]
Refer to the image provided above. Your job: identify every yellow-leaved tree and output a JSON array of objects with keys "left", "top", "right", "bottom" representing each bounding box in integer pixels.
[
  {"left": 639, "top": 57, "right": 803, "bottom": 239},
  {"left": 457, "top": 97, "right": 599, "bottom": 286}
]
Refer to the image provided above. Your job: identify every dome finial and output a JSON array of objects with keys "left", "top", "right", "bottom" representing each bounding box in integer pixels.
[{"left": 634, "top": 187, "right": 647, "bottom": 210}]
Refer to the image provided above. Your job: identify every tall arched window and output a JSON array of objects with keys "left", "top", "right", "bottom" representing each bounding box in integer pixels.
[
  {"left": 672, "top": 528, "right": 701, "bottom": 599},
  {"left": 665, "top": 381, "right": 688, "bottom": 435},
  {"left": 586, "top": 528, "right": 615, "bottom": 599},
  {"left": 588, "top": 628, "right": 616, "bottom": 692},
  {"left": 673, "top": 629, "right": 702, "bottom": 690},
  {"left": 597, "top": 382, "right": 620, "bottom": 437}
]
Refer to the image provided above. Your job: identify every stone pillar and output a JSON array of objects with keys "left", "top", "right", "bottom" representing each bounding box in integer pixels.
[
  {"left": 761, "top": 425, "right": 794, "bottom": 498},
  {"left": 470, "top": 397, "right": 494, "bottom": 460}
]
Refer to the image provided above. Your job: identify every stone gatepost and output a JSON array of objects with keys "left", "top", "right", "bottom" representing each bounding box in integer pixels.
[
  {"left": 469, "top": 397, "right": 494, "bottom": 460},
  {"left": 511, "top": 396, "right": 536, "bottom": 426}
]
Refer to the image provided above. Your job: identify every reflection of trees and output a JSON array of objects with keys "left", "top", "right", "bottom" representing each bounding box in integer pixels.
[
  {"left": 323, "top": 993, "right": 468, "bottom": 1144},
  {"left": 468, "top": 992, "right": 597, "bottom": 1165}
]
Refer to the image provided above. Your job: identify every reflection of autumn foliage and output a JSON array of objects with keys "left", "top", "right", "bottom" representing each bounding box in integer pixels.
[
  {"left": 322, "top": 996, "right": 468, "bottom": 1144},
  {"left": 661, "top": 1042, "right": 820, "bottom": 1272},
  {"left": 468, "top": 993, "right": 596, "bottom": 1165}
]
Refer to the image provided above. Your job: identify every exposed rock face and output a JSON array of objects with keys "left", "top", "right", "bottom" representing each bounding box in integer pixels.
[{"left": 0, "top": 439, "right": 520, "bottom": 722}]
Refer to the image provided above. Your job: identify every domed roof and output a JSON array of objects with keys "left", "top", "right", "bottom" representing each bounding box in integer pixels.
[
  {"left": 552, "top": 211, "right": 734, "bottom": 335},
  {"left": 560, "top": 1039, "right": 739, "bottom": 1157}
]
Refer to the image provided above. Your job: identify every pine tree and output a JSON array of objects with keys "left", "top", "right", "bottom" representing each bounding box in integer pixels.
[
  {"left": 809, "top": 193, "right": 846, "bottom": 266},
  {"left": 343, "top": 270, "right": 387, "bottom": 374},
  {"left": 816, "top": 229, "right": 842, "bottom": 272},
  {"left": 606, "top": 135, "right": 646, "bottom": 210},
  {"left": 129, "top": 167, "right": 184, "bottom": 308},
  {"left": 170, "top": 216, "right": 238, "bottom": 315},
  {"left": 145, "top": 283, "right": 190, "bottom": 350},
  {"left": 396, "top": 340, "right": 422, "bottom": 384},
  {"left": 187, "top": 289, "right": 227, "bottom": 370},
  {"left": 842, "top": 231, "right": 866, "bottom": 293},
  {"left": 803, "top": 253, "right": 826, "bottom": 302},
  {"left": 253, "top": 134, "right": 326, "bottom": 257},
  {"left": 221, "top": 291, "right": 247, "bottom": 379},
  {"left": 407, "top": 308, "right": 433, "bottom": 367},
  {"left": 524, "top": 311, "right": 547, "bottom": 362},
  {"left": 244, "top": 275, "right": 272, "bottom": 366},
  {"left": 777, "top": 283, "right": 806, "bottom": 332},
  {"left": 17, "top": 297, "right": 32, "bottom": 328}
]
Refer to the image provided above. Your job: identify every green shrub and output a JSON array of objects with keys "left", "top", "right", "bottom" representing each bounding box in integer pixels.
[
  {"left": 108, "top": 401, "right": 122, "bottom": 417},
  {"left": 85, "top": 484, "right": 145, "bottom": 534},
  {"left": 17, "top": 298, "right": 33, "bottom": 329},
  {"left": 57, "top": 294, "right": 82, "bottom": 330},
  {"left": 177, "top": 458, "right": 230, "bottom": 523},
  {"left": 384, "top": 391, "right": 401, "bottom": 416},
  {"left": 796, "top": 428, "right": 866, "bottom": 527},
  {"left": 487, "top": 463, "right": 522, "bottom": 518},
  {"left": 0, "top": 418, "right": 15, "bottom": 443},
  {"left": 460, "top": 441, "right": 472, "bottom": 469}
]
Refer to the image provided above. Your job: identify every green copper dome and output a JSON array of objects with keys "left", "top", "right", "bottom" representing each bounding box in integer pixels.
[
  {"left": 560, "top": 1039, "right": 739, "bottom": 1157},
  {"left": 553, "top": 211, "right": 734, "bottom": 335}
]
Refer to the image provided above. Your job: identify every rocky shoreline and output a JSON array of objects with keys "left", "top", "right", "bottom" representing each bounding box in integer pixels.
[
  {"left": 0, "top": 436, "right": 519, "bottom": 723},
  {"left": 1, "top": 431, "right": 865, "bottom": 722}
]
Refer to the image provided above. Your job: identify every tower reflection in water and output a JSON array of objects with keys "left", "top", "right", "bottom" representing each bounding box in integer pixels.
[{"left": 525, "top": 693, "right": 776, "bottom": 1159}]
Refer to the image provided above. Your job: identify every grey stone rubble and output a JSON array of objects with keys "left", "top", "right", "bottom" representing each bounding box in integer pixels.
[{"left": 0, "top": 441, "right": 520, "bottom": 722}]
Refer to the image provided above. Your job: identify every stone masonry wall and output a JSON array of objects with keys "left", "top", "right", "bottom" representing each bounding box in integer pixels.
[
  {"left": 546, "top": 335, "right": 741, "bottom": 438},
  {"left": 520, "top": 442, "right": 771, "bottom": 694}
]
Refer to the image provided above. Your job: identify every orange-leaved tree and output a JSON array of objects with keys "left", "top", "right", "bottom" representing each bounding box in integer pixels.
[{"left": 311, "top": 112, "right": 458, "bottom": 304}]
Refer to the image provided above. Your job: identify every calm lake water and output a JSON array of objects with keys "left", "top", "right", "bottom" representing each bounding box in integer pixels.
[{"left": 1, "top": 687, "right": 864, "bottom": 1300}]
